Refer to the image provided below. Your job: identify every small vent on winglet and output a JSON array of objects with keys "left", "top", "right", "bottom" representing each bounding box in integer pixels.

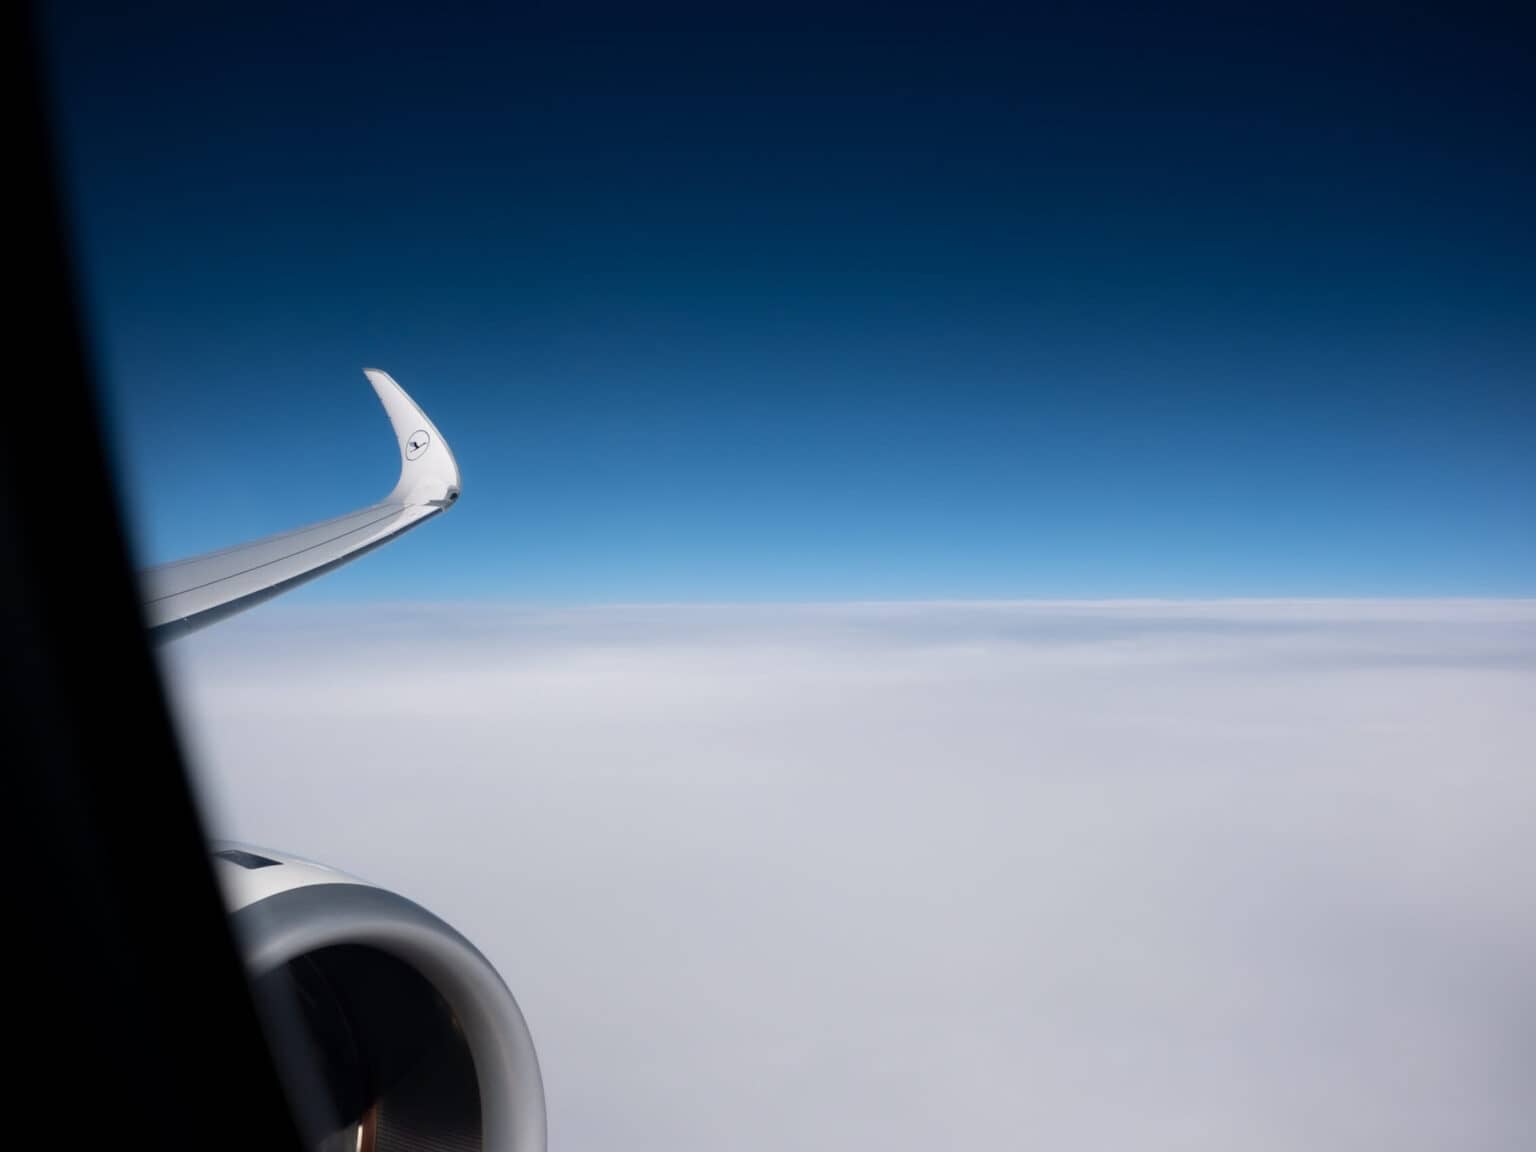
[{"left": 214, "top": 848, "right": 281, "bottom": 870}]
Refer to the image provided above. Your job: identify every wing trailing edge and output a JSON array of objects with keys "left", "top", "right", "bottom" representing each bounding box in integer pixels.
[{"left": 139, "top": 370, "right": 461, "bottom": 643}]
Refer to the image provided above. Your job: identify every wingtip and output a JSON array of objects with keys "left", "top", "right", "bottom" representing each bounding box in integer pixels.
[{"left": 363, "top": 368, "right": 462, "bottom": 507}]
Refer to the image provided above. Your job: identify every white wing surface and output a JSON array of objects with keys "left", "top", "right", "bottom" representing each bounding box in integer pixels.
[{"left": 139, "top": 369, "right": 461, "bottom": 643}]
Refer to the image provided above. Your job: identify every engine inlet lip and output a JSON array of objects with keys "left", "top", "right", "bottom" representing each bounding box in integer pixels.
[{"left": 232, "top": 881, "right": 547, "bottom": 1152}]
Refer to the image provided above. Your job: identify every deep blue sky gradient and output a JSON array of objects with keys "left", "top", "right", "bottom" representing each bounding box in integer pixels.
[{"left": 42, "top": 3, "right": 1536, "bottom": 598}]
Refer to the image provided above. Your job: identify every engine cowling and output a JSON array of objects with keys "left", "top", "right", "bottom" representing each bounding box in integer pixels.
[{"left": 212, "top": 844, "right": 546, "bottom": 1152}]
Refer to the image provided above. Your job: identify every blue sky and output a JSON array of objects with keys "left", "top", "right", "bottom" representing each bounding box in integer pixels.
[{"left": 42, "top": 3, "right": 1535, "bottom": 600}]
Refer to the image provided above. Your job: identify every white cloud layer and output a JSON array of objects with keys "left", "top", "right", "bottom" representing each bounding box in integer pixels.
[{"left": 161, "top": 601, "right": 1536, "bottom": 1152}]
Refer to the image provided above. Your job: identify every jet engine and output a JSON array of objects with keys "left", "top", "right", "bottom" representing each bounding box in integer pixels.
[{"left": 213, "top": 844, "right": 546, "bottom": 1152}]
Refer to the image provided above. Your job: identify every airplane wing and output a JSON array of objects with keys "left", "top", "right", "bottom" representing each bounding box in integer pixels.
[{"left": 139, "top": 369, "right": 461, "bottom": 643}]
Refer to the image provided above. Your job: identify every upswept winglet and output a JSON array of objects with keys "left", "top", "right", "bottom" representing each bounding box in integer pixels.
[
  {"left": 139, "top": 370, "right": 462, "bottom": 643},
  {"left": 365, "top": 368, "right": 462, "bottom": 508}
]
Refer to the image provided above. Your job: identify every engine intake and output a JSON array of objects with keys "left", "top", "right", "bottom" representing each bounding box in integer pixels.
[{"left": 215, "top": 847, "right": 545, "bottom": 1152}]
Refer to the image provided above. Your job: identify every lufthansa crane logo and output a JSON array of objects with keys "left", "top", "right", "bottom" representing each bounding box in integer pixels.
[{"left": 405, "top": 429, "right": 431, "bottom": 460}]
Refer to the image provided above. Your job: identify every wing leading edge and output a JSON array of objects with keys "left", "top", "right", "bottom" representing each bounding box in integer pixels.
[{"left": 140, "top": 369, "right": 461, "bottom": 644}]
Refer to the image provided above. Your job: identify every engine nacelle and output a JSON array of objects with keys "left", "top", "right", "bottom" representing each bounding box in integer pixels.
[{"left": 212, "top": 844, "right": 546, "bottom": 1152}]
